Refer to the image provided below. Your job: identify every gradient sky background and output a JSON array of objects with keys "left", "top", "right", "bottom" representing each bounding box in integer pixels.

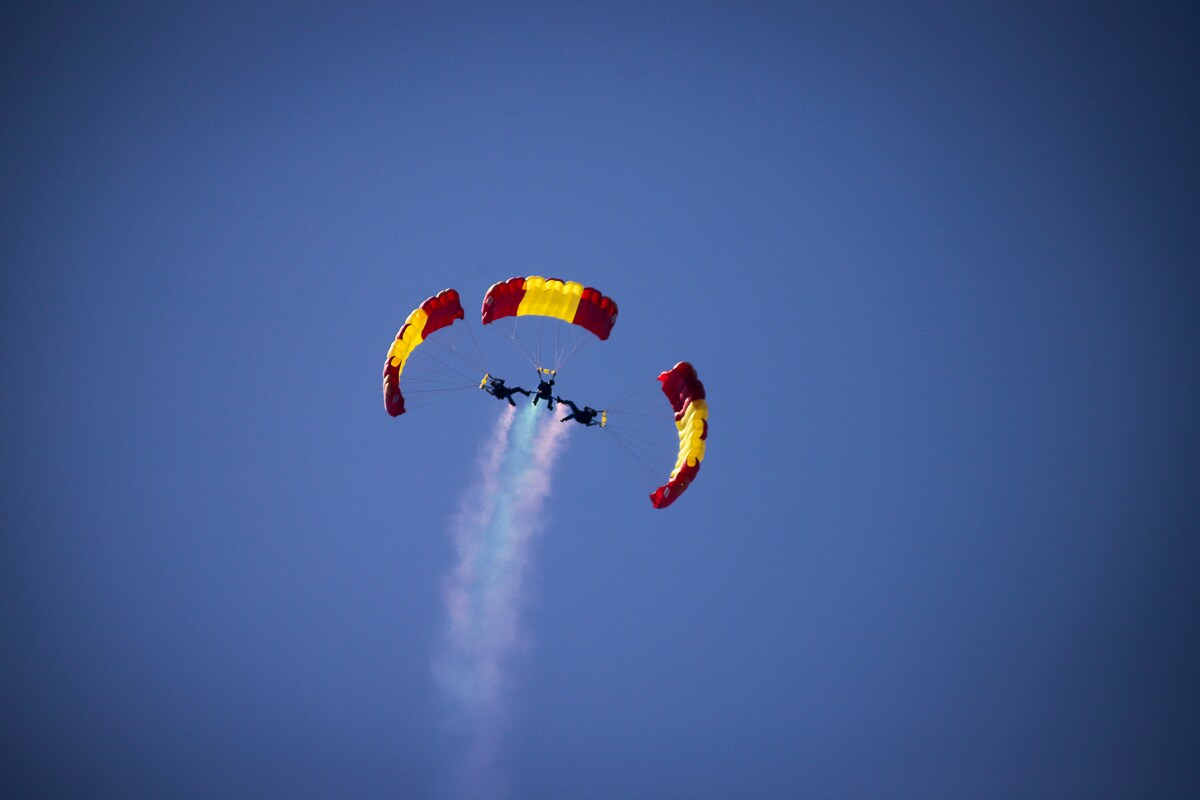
[{"left": 3, "top": 2, "right": 1199, "bottom": 798}]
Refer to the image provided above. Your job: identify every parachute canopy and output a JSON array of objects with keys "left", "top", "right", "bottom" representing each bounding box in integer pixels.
[
  {"left": 650, "top": 362, "right": 709, "bottom": 509},
  {"left": 481, "top": 276, "right": 618, "bottom": 340},
  {"left": 382, "top": 289, "right": 466, "bottom": 416}
]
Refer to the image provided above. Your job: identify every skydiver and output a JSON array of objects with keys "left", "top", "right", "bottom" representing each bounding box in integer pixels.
[
  {"left": 483, "top": 376, "right": 530, "bottom": 406},
  {"left": 531, "top": 375, "right": 555, "bottom": 409},
  {"left": 557, "top": 397, "right": 601, "bottom": 426}
]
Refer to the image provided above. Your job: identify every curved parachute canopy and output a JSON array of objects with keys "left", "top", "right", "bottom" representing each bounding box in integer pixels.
[
  {"left": 382, "top": 289, "right": 466, "bottom": 416},
  {"left": 650, "top": 362, "right": 709, "bottom": 509},
  {"left": 481, "top": 276, "right": 618, "bottom": 340}
]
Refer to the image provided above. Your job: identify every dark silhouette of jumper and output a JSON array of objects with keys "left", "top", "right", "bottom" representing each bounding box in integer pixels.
[
  {"left": 557, "top": 398, "right": 601, "bottom": 426},
  {"left": 483, "top": 377, "right": 530, "bottom": 406},
  {"left": 532, "top": 377, "right": 556, "bottom": 409}
]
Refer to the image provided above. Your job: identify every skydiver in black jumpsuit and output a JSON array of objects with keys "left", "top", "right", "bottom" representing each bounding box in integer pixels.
[
  {"left": 531, "top": 376, "right": 556, "bottom": 409},
  {"left": 557, "top": 398, "right": 601, "bottom": 426},
  {"left": 483, "top": 377, "right": 530, "bottom": 406}
]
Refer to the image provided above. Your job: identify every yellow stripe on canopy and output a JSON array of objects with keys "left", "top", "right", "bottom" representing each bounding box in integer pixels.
[
  {"left": 385, "top": 307, "right": 429, "bottom": 377},
  {"left": 516, "top": 276, "right": 584, "bottom": 323},
  {"left": 669, "top": 399, "right": 708, "bottom": 480}
]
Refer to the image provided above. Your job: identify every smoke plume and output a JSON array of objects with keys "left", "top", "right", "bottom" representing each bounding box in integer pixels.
[{"left": 433, "top": 403, "right": 569, "bottom": 798}]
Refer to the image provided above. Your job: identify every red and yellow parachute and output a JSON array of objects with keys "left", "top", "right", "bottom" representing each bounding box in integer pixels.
[
  {"left": 382, "top": 280, "right": 708, "bottom": 509},
  {"left": 650, "top": 362, "right": 709, "bottom": 509},
  {"left": 481, "top": 276, "right": 618, "bottom": 340},
  {"left": 381, "top": 289, "right": 465, "bottom": 416}
]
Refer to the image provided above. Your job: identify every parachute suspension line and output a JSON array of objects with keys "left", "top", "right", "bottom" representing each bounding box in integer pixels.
[
  {"left": 408, "top": 344, "right": 478, "bottom": 385},
  {"left": 553, "top": 318, "right": 563, "bottom": 372},
  {"left": 604, "top": 435, "right": 663, "bottom": 497},
  {"left": 524, "top": 324, "right": 596, "bottom": 374},
  {"left": 395, "top": 397, "right": 444, "bottom": 414},
  {"left": 533, "top": 318, "right": 547, "bottom": 372},
  {"left": 602, "top": 375, "right": 684, "bottom": 483},
  {"left": 462, "top": 317, "right": 489, "bottom": 374},
  {"left": 532, "top": 319, "right": 547, "bottom": 372},
  {"left": 525, "top": 319, "right": 538, "bottom": 369},
  {"left": 607, "top": 443, "right": 678, "bottom": 499},
  {"left": 400, "top": 349, "right": 478, "bottom": 404},
  {"left": 448, "top": 320, "right": 489, "bottom": 373},
  {"left": 401, "top": 373, "right": 477, "bottom": 394},
  {"left": 603, "top": 429, "right": 664, "bottom": 486},
  {"left": 402, "top": 357, "right": 473, "bottom": 386},
  {"left": 555, "top": 327, "right": 593, "bottom": 372},
  {"left": 605, "top": 375, "right": 663, "bottom": 412},
  {"left": 400, "top": 385, "right": 476, "bottom": 396},
  {"left": 395, "top": 369, "right": 473, "bottom": 388},
  {"left": 606, "top": 429, "right": 670, "bottom": 464},
  {"left": 601, "top": 410, "right": 669, "bottom": 420},
  {"left": 604, "top": 423, "right": 679, "bottom": 463},
  {"left": 602, "top": 421, "right": 676, "bottom": 439},
  {"left": 504, "top": 319, "right": 540, "bottom": 372},
  {"left": 416, "top": 343, "right": 478, "bottom": 381},
  {"left": 425, "top": 328, "right": 486, "bottom": 376}
]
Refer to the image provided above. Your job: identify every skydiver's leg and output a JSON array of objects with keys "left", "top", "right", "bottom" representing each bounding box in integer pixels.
[{"left": 507, "top": 396, "right": 516, "bottom": 406}]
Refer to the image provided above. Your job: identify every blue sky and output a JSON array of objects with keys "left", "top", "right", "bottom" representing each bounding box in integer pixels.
[{"left": 3, "top": 2, "right": 1198, "bottom": 798}]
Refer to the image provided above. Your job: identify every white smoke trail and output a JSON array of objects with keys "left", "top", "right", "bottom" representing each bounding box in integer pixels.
[{"left": 434, "top": 404, "right": 570, "bottom": 799}]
